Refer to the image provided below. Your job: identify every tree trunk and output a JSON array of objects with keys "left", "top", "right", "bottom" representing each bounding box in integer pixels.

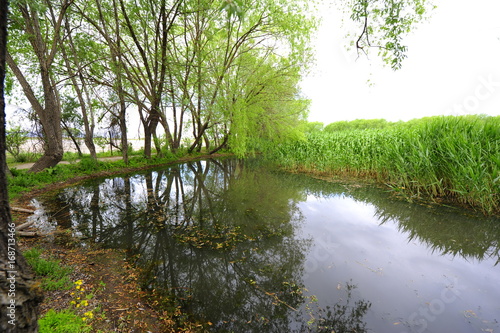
[
  {"left": 62, "top": 120, "right": 83, "bottom": 156},
  {"left": 0, "top": 2, "right": 44, "bottom": 331},
  {"left": 62, "top": 19, "right": 98, "bottom": 160},
  {"left": 143, "top": 109, "right": 160, "bottom": 159},
  {"left": 113, "top": 0, "right": 128, "bottom": 165},
  {"left": 209, "top": 134, "right": 229, "bottom": 155}
]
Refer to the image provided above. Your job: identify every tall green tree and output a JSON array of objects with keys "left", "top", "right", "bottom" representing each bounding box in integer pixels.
[
  {"left": 6, "top": 0, "right": 73, "bottom": 172},
  {"left": 115, "top": 0, "right": 182, "bottom": 158},
  {"left": 218, "top": 54, "right": 311, "bottom": 156},
  {"left": 59, "top": 10, "right": 102, "bottom": 160},
  {"left": 1, "top": 0, "right": 43, "bottom": 331},
  {"left": 76, "top": 0, "right": 131, "bottom": 163},
  {"left": 170, "top": 0, "right": 316, "bottom": 155}
]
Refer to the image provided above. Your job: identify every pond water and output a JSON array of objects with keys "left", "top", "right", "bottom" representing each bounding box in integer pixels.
[{"left": 35, "top": 158, "right": 500, "bottom": 332}]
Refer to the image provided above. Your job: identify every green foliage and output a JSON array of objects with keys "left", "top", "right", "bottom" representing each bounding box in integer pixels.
[
  {"left": 77, "top": 156, "right": 100, "bottom": 172},
  {"left": 219, "top": 0, "right": 245, "bottom": 19},
  {"left": 302, "top": 121, "right": 324, "bottom": 134},
  {"left": 348, "top": 0, "right": 434, "bottom": 69},
  {"left": 23, "top": 248, "right": 73, "bottom": 291},
  {"left": 6, "top": 125, "right": 29, "bottom": 161},
  {"left": 265, "top": 115, "right": 500, "bottom": 215},
  {"left": 39, "top": 309, "right": 91, "bottom": 333},
  {"left": 324, "top": 118, "right": 395, "bottom": 132}
]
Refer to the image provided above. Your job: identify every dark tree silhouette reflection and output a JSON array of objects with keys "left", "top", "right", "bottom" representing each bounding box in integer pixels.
[
  {"left": 38, "top": 158, "right": 500, "bottom": 332},
  {"left": 40, "top": 159, "right": 373, "bottom": 331}
]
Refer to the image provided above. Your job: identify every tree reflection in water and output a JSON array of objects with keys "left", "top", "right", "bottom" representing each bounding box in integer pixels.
[
  {"left": 37, "top": 158, "right": 500, "bottom": 331},
  {"left": 40, "top": 158, "right": 372, "bottom": 331},
  {"left": 295, "top": 282, "right": 371, "bottom": 333}
]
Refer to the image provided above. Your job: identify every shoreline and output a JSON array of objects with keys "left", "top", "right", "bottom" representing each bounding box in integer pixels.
[{"left": 11, "top": 153, "right": 234, "bottom": 332}]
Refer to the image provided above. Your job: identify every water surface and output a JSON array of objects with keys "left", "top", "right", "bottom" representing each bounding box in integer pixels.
[{"left": 35, "top": 158, "right": 500, "bottom": 332}]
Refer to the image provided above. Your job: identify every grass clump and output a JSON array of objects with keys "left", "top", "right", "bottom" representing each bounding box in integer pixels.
[
  {"left": 23, "top": 248, "right": 73, "bottom": 291},
  {"left": 39, "top": 309, "right": 91, "bottom": 333},
  {"left": 37, "top": 278, "right": 96, "bottom": 332}
]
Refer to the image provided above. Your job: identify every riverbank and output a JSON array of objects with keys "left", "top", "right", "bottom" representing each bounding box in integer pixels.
[
  {"left": 10, "top": 152, "right": 232, "bottom": 332},
  {"left": 263, "top": 115, "right": 500, "bottom": 216}
]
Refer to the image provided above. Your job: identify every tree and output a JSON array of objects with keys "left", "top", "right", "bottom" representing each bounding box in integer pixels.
[
  {"left": 60, "top": 12, "right": 101, "bottom": 160},
  {"left": 6, "top": 0, "right": 73, "bottom": 172},
  {"left": 115, "top": 0, "right": 182, "bottom": 158},
  {"left": 5, "top": 125, "right": 28, "bottom": 161},
  {"left": 221, "top": 55, "right": 311, "bottom": 156},
  {"left": 169, "top": 0, "right": 316, "bottom": 155},
  {"left": 302, "top": 121, "right": 324, "bottom": 134},
  {"left": 1, "top": 0, "right": 43, "bottom": 331}
]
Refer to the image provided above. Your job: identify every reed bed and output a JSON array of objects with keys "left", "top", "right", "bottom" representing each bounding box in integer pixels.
[{"left": 265, "top": 116, "right": 500, "bottom": 215}]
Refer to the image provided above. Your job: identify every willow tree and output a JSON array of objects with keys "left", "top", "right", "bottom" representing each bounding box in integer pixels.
[
  {"left": 117, "top": 0, "right": 182, "bottom": 158},
  {"left": 59, "top": 9, "right": 104, "bottom": 160},
  {"left": 223, "top": 55, "right": 311, "bottom": 156},
  {"left": 167, "top": 0, "right": 316, "bottom": 155}
]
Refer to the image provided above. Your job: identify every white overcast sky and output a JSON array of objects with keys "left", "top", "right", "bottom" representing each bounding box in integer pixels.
[{"left": 301, "top": 0, "right": 500, "bottom": 124}]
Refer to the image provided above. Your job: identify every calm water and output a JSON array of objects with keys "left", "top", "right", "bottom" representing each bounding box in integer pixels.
[{"left": 35, "top": 158, "right": 500, "bottom": 332}]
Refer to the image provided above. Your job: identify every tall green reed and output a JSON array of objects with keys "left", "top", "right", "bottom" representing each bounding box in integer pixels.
[{"left": 264, "top": 116, "right": 499, "bottom": 215}]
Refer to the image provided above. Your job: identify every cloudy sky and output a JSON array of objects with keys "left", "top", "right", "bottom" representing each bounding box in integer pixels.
[{"left": 301, "top": 0, "right": 500, "bottom": 125}]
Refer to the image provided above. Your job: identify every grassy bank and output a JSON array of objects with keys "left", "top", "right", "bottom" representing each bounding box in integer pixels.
[
  {"left": 264, "top": 115, "right": 500, "bottom": 215},
  {"left": 7, "top": 149, "right": 222, "bottom": 200}
]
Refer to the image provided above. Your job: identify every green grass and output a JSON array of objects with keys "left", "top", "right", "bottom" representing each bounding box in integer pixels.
[
  {"left": 7, "top": 150, "right": 196, "bottom": 200},
  {"left": 23, "top": 248, "right": 73, "bottom": 291},
  {"left": 264, "top": 115, "right": 500, "bottom": 215},
  {"left": 39, "top": 309, "right": 91, "bottom": 333}
]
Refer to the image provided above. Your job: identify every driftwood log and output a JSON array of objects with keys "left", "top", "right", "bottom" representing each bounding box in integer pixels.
[
  {"left": 17, "top": 231, "right": 38, "bottom": 237},
  {"left": 16, "top": 220, "right": 36, "bottom": 231},
  {"left": 11, "top": 207, "right": 36, "bottom": 214}
]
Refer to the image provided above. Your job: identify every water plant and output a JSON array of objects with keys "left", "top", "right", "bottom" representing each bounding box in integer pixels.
[{"left": 264, "top": 115, "right": 500, "bottom": 215}]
